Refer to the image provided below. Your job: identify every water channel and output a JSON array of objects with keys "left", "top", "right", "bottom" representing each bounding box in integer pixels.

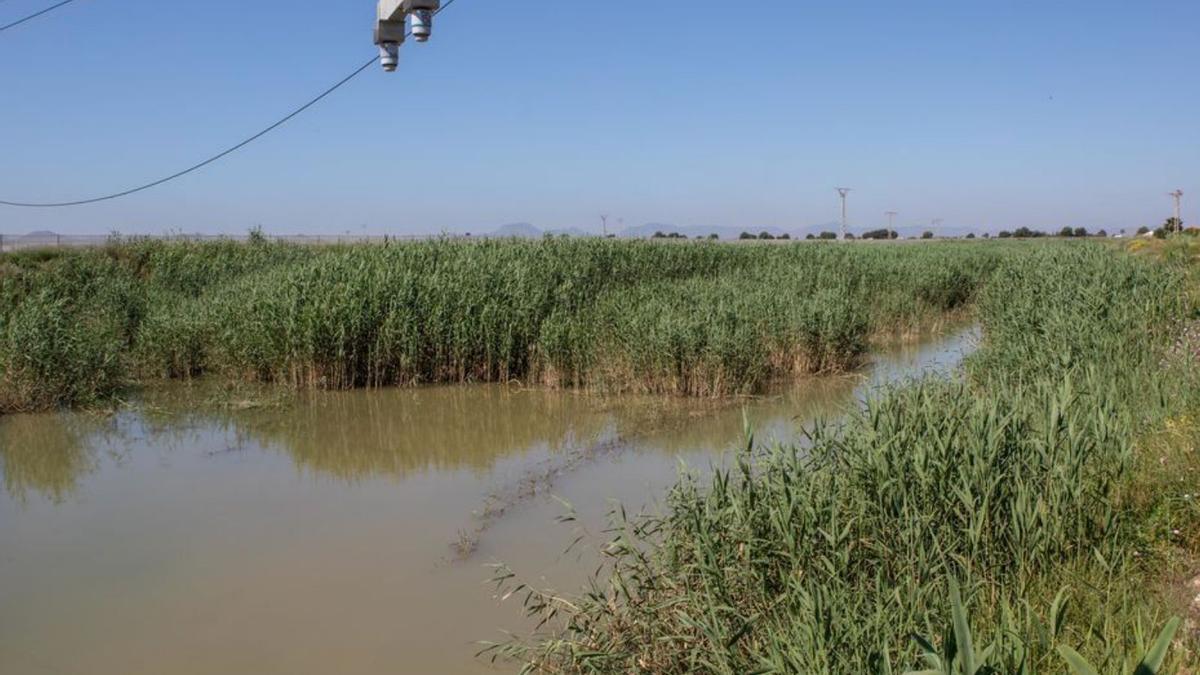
[{"left": 0, "top": 328, "right": 977, "bottom": 674}]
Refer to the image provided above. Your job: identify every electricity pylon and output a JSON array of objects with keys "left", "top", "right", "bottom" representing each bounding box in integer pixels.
[
  {"left": 836, "top": 188, "right": 853, "bottom": 240},
  {"left": 1169, "top": 190, "right": 1184, "bottom": 233}
]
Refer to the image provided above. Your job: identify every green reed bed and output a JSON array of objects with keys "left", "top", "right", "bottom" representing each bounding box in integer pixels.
[
  {"left": 172, "top": 240, "right": 998, "bottom": 393},
  {"left": 1, "top": 238, "right": 1005, "bottom": 412},
  {"left": 0, "top": 238, "right": 313, "bottom": 410},
  {"left": 488, "top": 244, "right": 1200, "bottom": 673},
  {"left": 554, "top": 279, "right": 871, "bottom": 396},
  {"left": 0, "top": 252, "right": 136, "bottom": 411}
]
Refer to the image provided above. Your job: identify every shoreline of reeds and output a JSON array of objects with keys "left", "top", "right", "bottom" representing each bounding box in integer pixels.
[{"left": 0, "top": 238, "right": 1007, "bottom": 412}]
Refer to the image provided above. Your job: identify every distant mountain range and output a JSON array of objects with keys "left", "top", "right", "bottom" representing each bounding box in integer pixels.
[{"left": 488, "top": 223, "right": 596, "bottom": 239}]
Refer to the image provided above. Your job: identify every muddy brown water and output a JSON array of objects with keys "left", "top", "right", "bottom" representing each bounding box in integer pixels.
[{"left": 0, "top": 329, "right": 976, "bottom": 675}]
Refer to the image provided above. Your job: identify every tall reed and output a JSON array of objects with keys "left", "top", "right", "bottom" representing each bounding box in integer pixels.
[
  {"left": 1, "top": 238, "right": 1006, "bottom": 411},
  {"left": 488, "top": 244, "right": 1200, "bottom": 673}
]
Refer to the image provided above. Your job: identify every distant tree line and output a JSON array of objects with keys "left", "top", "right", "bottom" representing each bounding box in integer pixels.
[
  {"left": 641, "top": 219, "right": 1192, "bottom": 242},
  {"left": 861, "top": 229, "right": 899, "bottom": 240},
  {"left": 1137, "top": 217, "right": 1190, "bottom": 239},
  {"left": 651, "top": 231, "right": 796, "bottom": 241},
  {"left": 738, "top": 232, "right": 791, "bottom": 240},
  {"left": 996, "top": 226, "right": 1109, "bottom": 239}
]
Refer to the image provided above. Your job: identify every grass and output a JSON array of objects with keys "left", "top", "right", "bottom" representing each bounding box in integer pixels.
[
  {"left": 0, "top": 237, "right": 1006, "bottom": 412},
  {"left": 485, "top": 243, "right": 1200, "bottom": 673}
]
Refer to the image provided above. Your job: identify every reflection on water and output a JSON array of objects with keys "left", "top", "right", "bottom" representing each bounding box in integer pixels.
[
  {"left": 0, "top": 327, "right": 976, "bottom": 675},
  {"left": 0, "top": 414, "right": 108, "bottom": 504},
  {"left": 159, "top": 385, "right": 622, "bottom": 482},
  {"left": 2, "top": 327, "right": 976, "bottom": 501}
]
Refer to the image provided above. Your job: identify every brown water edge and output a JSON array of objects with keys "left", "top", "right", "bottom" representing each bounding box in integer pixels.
[{"left": 0, "top": 327, "right": 977, "bottom": 675}]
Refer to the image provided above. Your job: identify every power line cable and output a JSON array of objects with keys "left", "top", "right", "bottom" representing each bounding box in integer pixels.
[
  {"left": 1, "top": 0, "right": 457, "bottom": 208},
  {"left": 0, "top": 0, "right": 80, "bottom": 33},
  {"left": 2, "top": 56, "right": 378, "bottom": 207}
]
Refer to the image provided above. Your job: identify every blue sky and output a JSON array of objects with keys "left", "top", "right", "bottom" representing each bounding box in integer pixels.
[{"left": 0, "top": 0, "right": 1196, "bottom": 235}]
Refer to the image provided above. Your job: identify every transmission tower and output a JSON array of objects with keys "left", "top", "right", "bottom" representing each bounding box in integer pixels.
[
  {"left": 835, "top": 188, "right": 853, "bottom": 240},
  {"left": 1169, "top": 190, "right": 1184, "bottom": 233},
  {"left": 885, "top": 211, "right": 898, "bottom": 233}
]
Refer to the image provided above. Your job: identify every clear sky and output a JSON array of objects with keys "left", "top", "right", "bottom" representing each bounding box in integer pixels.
[{"left": 0, "top": 0, "right": 1196, "bottom": 236}]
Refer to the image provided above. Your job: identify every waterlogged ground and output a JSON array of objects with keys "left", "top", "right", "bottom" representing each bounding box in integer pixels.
[{"left": 0, "top": 329, "right": 976, "bottom": 675}]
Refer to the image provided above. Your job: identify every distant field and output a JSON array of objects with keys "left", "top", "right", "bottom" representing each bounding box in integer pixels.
[
  {"left": 0, "top": 230, "right": 1132, "bottom": 254},
  {"left": 0, "top": 232, "right": 439, "bottom": 253}
]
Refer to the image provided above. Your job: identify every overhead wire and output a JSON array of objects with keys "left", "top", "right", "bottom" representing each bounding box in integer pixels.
[
  {"left": 0, "top": 0, "right": 80, "bottom": 33},
  {"left": 0, "top": 0, "right": 458, "bottom": 208},
  {"left": 1, "top": 57, "right": 380, "bottom": 208}
]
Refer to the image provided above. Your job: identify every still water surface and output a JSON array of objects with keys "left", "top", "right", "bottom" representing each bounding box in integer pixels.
[{"left": 0, "top": 330, "right": 975, "bottom": 674}]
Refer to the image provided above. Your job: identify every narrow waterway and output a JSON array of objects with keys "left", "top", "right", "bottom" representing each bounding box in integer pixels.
[{"left": 0, "top": 328, "right": 977, "bottom": 675}]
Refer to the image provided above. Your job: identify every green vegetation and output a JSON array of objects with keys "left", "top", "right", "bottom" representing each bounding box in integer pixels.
[
  {"left": 6, "top": 236, "right": 1198, "bottom": 670},
  {"left": 0, "top": 238, "right": 1003, "bottom": 411},
  {"left": 489, "top": 244, "right": 1200, "bottom": 673},
  {"left": 862, "top": 228, "right": 899, "bottom": 240},
  {"left": 0, "top": 252, "right": 138, "bottom": 411}
]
